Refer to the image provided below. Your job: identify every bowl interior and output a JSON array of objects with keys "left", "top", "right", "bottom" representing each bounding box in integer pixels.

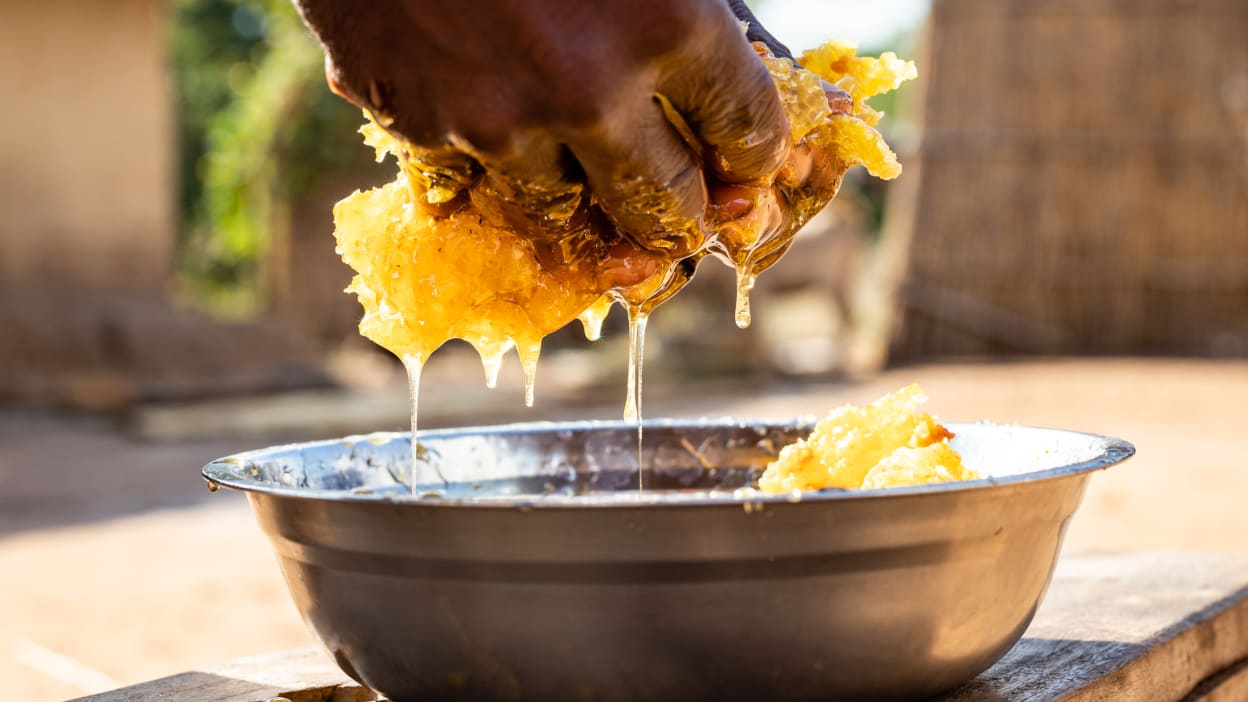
[{"left": 203, "top": 420, "right": 1133, "bottom": 505}]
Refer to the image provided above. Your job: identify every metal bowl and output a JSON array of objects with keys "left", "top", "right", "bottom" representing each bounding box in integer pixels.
[{"left": 203, "top": 419, "right": 1133, "bottom": 702}]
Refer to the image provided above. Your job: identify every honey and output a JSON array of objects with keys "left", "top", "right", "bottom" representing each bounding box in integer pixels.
[
  {"left": 330, "top": 40, "right": 916, "bottom": 490},
  {"left": 333, "top": 39, "right": 914, "bottom": 393},
  {"left": 758, "top": 385, "right": 977, "bottom": 492}
]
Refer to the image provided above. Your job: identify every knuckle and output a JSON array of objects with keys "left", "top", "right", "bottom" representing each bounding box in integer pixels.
[
  {"left": 540, "top": 60, "right": 629, "bottom": 132},
  {"left": 389, "top": 112, "right": 442, "bottom": 148},
  {"left": 670, "top": 0, "right": 728, "bottom": 38},
  {"left": 549, "top": 92, "right": 611, "bottom": 132},
  {"left": 449, "top": 125, "right": 512, "bottom": 157},
  {"left": 445, "top": 102, "right": 521, "bottom": 156}
]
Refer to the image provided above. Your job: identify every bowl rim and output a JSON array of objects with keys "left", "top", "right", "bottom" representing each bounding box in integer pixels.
[{"left": 201, "top": 419, "right": 1134, "bottom": 509}]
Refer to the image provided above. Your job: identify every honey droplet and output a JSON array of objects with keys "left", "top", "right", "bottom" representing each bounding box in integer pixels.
[
  {"left": 402, "top": 355, "right": 430, "bottom": 494},
  {"left": 517, "top": 340, "right": 542, "bottom": 408},
  {"left": 578, "top": 295, "right": 614, "bottom": 342},
  {"left": 479, "top": 345, "right": 510, "bottom": 389},
  {"left": 734, "top": 265, "right": 757, "bottom": 329},
  {"left": 623, "top": 304, "right": 650, "bottom": 490},
  {"left": 622, "top": 305, "right": 649, "bottom": 424}
]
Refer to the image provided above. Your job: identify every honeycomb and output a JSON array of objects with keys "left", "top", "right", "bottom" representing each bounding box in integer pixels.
[
  {"left": 758, "top": 385, "right": 977, "bottom": 492},
  {"left": 332, "top": 40, "right": 916, "bottom": 399}
]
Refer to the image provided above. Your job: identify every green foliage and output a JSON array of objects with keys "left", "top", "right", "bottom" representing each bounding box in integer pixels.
[{"left": 170, "top": 0, "right": 366, "bottom": 314}]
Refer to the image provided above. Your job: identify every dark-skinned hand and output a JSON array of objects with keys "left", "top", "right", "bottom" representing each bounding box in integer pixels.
[{"left": 292, "top": 0, "right": 853, "bottom": 253}]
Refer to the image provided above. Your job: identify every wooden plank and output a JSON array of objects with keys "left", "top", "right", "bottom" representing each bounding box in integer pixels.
[
  {"left": 1180, "top": 657, "right": 1248, "bottom": 702},
  {"left": 74, "top": 552, "right": 1248, "bottom": 702},
  {"left": 943, "top": 552, "right": 1248, "bottom": 701},
  {"left": 68, "top": 646, "right": 380, "bottom": 702}
]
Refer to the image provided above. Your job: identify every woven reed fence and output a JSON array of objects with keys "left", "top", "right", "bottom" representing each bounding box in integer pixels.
[{"left": 891, "top": 0, "right": 1247, "bottom": 358}]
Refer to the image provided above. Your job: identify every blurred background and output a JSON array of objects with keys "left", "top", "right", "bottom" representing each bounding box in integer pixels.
[{"left": 1, "top": 0, "right": 1244, "bottom": 698}]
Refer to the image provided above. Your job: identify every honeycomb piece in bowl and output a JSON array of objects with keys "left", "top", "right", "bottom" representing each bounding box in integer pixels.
[{"left": 759, "top": 385, "right": 977, "bottom": 492}]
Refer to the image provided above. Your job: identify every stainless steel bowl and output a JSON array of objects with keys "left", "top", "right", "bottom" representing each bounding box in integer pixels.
[{"left": 203, "top": 419, "right": 1133, "bottom": 702}]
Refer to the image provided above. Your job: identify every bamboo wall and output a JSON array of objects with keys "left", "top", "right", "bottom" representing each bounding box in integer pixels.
[{"left": 893, "top": 0, "right": 1247, "bottom": 358}]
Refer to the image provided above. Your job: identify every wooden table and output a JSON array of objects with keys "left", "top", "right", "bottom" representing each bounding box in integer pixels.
[{"left": 76, "top": 552, "right": 1248, "bottom": 702}]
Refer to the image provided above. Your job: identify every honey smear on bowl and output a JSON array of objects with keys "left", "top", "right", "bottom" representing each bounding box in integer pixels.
[{"left": 759, "top": 385, "right": 978, "bottom": 492}]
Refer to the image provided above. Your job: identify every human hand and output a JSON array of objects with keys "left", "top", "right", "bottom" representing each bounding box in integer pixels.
[{"left": 293, "top": 0, "right": 803, "bottom": 254}]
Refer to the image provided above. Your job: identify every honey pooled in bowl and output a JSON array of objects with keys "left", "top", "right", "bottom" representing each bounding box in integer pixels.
[
  {"left": 758, "top": 385, "right": 978, "bottom": 492},
  {"left": 331, "top": 40, "right": 916, "bottom": 400}
]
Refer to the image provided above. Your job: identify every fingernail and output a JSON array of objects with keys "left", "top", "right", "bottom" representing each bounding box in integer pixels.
[{"left": 821, "top": 80, "right": 854, "bottom": 116}]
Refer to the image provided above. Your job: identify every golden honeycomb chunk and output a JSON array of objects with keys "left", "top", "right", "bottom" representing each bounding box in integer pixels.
[
  {"left": 333, "top": 40, "right": 916, "bottom": 395},
  {"left": 759, "top": 385, "right": 977, "bottom": 492}
]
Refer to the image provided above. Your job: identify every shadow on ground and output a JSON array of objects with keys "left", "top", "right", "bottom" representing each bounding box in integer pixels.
[{"left": 0, "top": 412, "right": 267, "bottom": 536}]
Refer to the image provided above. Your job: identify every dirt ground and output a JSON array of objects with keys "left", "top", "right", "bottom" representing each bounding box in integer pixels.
[{"left": 2, "top": 358, "right": 1245, "bottom": 700}]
